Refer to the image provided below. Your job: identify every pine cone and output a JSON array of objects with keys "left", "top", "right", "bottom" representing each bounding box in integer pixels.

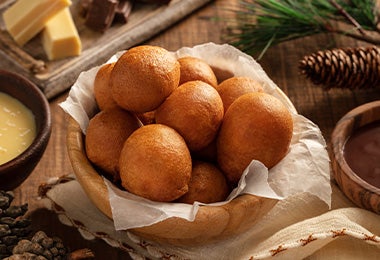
[
  {"left": 299, "top": 46, "right": 380, "bottom": 90},
  {"left": 4, "top": 231, "right": 94, "bottom": 260},
  {"left": 0, "top": 191, "right": 31, "bottom": 259}
]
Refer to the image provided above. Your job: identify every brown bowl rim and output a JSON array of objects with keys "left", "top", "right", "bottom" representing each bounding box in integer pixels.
[
  {"left": 331, "top": 100, "right": 380, "bottom": 194},
  {"left": 0, "top": 70, "right": 51, "bottom": 173}
]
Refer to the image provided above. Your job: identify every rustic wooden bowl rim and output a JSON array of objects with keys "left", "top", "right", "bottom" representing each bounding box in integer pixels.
[
  {"left": 0, "top": 69, "right": 51, "bottom": 190},
  {"left": 331, "top": 100, "right": 380, "bottom": 194}
]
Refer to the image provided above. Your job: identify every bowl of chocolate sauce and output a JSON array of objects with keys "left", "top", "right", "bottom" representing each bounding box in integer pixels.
[{"left": 331, "top": 100, "right": 380, "bottom": 214}]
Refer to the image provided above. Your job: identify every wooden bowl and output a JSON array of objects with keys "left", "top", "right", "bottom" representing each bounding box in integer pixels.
[
  {"left": 67, "top": 116, "right": 277, "bottom": 245},
  {"left": 331, "top": 101, "right": 380, "bottom": 214},
  {"left": 0, "top": 70, "right": 51, "bottom": 191},
  {"left": 65, "top": 44, "right": 298, "bottom": 245},
  {"left": 65, "top": 73, "right": 297, "bottom": 245}
]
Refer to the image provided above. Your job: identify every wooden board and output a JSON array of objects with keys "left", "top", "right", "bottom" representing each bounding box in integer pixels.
[{"left": 0, "top": 0, "right": 213, "bottom": 99}]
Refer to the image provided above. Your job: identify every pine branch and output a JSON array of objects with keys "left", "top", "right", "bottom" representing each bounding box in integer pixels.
[
  {"left": 333, "top": 29, "right": 380, "bottom": 45},
  {"left": 329, "top": 0, "right": 365, "bottom": 35},
  {"left": 224, "top": 0, "right": 380, "bottom": 59}
]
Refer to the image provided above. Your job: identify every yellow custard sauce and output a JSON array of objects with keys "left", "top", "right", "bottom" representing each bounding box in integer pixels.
[{"left": 0, "top": 92, "right": 36, "bottom": 165}]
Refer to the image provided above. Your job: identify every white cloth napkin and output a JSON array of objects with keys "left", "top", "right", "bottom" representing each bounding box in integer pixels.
[{"left": 40, "top": 176, "right": 380, "bottom": 260}]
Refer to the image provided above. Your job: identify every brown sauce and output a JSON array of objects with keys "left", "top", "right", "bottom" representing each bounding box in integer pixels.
[{"left": 344, "top": 120, "right": 380, "bottom": 189}]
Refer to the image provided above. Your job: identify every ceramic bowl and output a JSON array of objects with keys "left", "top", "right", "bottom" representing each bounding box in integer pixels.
[
  {"left": 0, "top": 70, "right": 51, "bottom": 191},
  {"left": 331, "top": 100, "right": 380, "bottom": 214}
]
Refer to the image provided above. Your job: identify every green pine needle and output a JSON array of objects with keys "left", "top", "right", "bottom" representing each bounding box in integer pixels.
[
  {"left": 338, "top": 0, "right": 378, "bottom": 30},
  {"left": 224, "top": 0, "right": 380, "bottom": 59}
]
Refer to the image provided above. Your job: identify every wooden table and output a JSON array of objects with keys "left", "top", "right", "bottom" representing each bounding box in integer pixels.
[{"left": 8, "top": 0, "right": 380, "bottom": 258}]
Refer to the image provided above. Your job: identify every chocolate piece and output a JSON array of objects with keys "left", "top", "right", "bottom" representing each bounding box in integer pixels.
[
  {"left": 114, "top": 0, "right": 134, "bottom": 24},
  {"left": 81, "top": 0, "right": 134, "bottom": 30},
  {"left": 85, "top": 0, "right": 117, "bottom": 32},
  {"left": 79, "top": 0, "right": 92, "bottom": 17}
]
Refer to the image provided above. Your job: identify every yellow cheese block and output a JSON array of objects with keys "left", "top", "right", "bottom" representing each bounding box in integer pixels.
[
  {"left": 3, "top": 0, "right": 71, "bottom": 46},
  {"left": 42, "top": 8, "right": 82, "bottom": 60}
]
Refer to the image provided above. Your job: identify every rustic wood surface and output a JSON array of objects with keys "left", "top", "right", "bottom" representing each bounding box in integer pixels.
[{"left": 6, "top": 0, "right": 380, "bottom": 258}]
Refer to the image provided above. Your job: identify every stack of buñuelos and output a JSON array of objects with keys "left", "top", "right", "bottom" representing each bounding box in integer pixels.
[{"left": 85, "top": 44, "right": 293, "bottom": 205}]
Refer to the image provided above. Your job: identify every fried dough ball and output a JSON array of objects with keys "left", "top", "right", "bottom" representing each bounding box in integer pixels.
[
  {"left": 85, "top": 107, "right": 142, "bottom": 181},
  {"left": 217, "top": 92, "right": 293, "bottom": 184},
  {"left": 93, "top": 62, "right": 117, "bottom": 110},
  {"left": 119, "top": 124, "right": 192, "bottom": 202},
  {"left": 217, "top": 76, "right": 264, "bottom": 113},
  {"left": 155, "top": 80, "right": 224, "bottom": 151},
  {"left": 177, "top": 161, "right": 229, "bottom": 204},
  {"left": 178, "top": 56, "right": 218, "bottom": 87},
  {"left": 110, "top": 45, "right": 180, "bottom": 113},
  {"left": 135, "top": 110, "right": 156, "bottom": 125}
]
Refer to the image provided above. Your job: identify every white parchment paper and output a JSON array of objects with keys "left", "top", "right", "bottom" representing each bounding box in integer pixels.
[{"left": 60, "top": 43, "right": 331, "bottom": 230}]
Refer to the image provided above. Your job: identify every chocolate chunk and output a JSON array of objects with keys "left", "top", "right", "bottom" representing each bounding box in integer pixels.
[
  {"left": 85, "top": 0, "right": 118, "bottom": 32},
  {"left": 79, "top": 0, "right": 92, "bottom": 17},
  {"left": 114, "top": 0, "right": 134, "bottom": 24}
]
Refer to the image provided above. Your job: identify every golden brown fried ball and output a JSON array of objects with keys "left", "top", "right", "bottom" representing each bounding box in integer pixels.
[
  {"left": 217, "top": 76, "right": 264, "bottom": 113},
  {"left": 155, "top": 80, "right": 224, "bottom": 151},
  {"left": 135, "top": 110, "right": 156, "bottom": 125},
  {"left": 85, "top": 107, "right": 142, "bottom": 181},
  {"left": 217, "top": 92, "right": 293, "bottom": 184},
  {"left": 110, "top": 45, "right": 180, "bottom": 113},
  {"left": 119, "top": 124, "right": 192, "bottom": 202},
  {"left": 93, "top": 62, "right": 118, "bottom": 110},
  {"left": 178, "top": 56, "right": 218, "bottom": 87},
  {"left": 177, "top": 161, "right": 229, "bottom": 204}
]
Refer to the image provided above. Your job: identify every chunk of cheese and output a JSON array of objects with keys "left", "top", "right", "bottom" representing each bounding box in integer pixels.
[
  {"left": 3, "top": 0, "right": 71, "bottom": 46},
  {"left": 42, "top": 8, "right": 82, "bottom": 60}
]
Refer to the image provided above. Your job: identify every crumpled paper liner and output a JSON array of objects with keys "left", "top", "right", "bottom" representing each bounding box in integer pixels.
[
  {"left": 59, "top": 42, "right": 331, "bottom": 230},
  {"left": 39, "top": 176, "right": 380, "bottom": 260}
]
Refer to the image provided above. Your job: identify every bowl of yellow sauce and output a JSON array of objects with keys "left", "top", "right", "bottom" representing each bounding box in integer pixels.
[{"left": 0, "top": 70, "right": 51, "bottom": 190}]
